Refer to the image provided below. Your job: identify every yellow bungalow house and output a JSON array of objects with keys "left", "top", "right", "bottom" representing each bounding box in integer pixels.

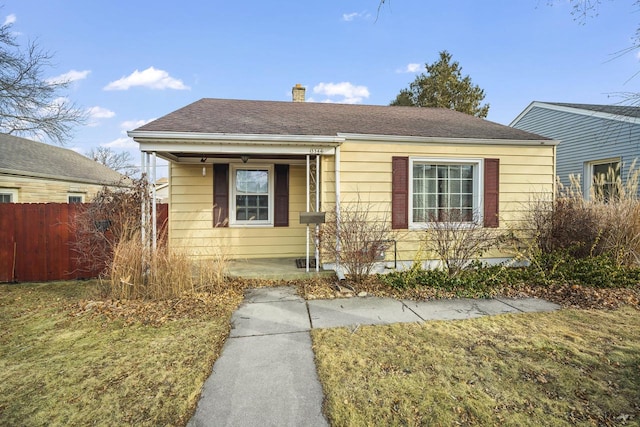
[{"left": 128, "top": 85, "right": 557, "bottom": 274}]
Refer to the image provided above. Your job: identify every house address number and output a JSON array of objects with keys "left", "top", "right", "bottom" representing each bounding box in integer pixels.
[{"left": 309, "top": 148, "right": 323, "bottom": 154}]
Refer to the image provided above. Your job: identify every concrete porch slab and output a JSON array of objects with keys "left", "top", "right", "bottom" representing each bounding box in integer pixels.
[
  {"left": 227, "top": 257, "right": 335, "bottom": 280},
  {"left": 308, "top": 297, "right": 422, "bottom": 329}
]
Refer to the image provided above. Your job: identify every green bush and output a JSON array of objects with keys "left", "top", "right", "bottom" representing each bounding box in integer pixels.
[{"left": 379, "top": 253, "right": 640, "bottom": 295}]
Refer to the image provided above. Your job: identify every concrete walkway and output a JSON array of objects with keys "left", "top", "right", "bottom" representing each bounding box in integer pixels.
[{"left": 188, "top": 287, "right": 560, "bottom": 427}]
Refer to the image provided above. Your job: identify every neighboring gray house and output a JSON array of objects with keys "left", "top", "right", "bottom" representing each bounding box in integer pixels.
[
  {"left": 510, "top": 102, "right": 640, "bottom": 199},
  {"left": 0, "top": 133, "right": 126, "bottom": 203}
]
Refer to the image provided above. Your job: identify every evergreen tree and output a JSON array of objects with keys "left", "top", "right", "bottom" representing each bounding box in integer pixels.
[{"left": 390, "top": 51, "right": 490, "bottom": 118}]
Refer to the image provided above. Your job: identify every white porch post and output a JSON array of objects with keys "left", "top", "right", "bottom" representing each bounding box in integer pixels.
[
  {"left": 141, "top": 152, "right": 147, "bottom": 248},
  {"left": 315, "top": 154, "right": 320, "bottom": 272},
  {"left": 306, "top": 154, "right": 310, "bottom": 273},
  {"left": 334, "top": 146, "right": 341, "bottom": 272},
  {"left": 152, "top": 152, "right": 157, "bottom": 251}
]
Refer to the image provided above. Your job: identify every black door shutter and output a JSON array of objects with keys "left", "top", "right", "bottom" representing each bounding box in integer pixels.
[
  {"left": 274, "top": 164, "right": 289, "bottom": 227},
  {"left": 213, "top": 164, "right": 229, "bottom": 227}
]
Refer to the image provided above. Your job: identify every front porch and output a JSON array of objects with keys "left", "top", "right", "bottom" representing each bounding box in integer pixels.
[{"left": 226, "top": 257, "right": 336, "bottom": 280}]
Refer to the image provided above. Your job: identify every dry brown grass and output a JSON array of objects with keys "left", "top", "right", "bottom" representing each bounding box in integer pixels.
[
  {"left": 0, "top": 280, "right": 245, "bottom": 426},
  {"left": 313, "top": 307, "right": 640, "bottom": 426},
  {"left": 106, "top": 233, "right": 230, "bottom": 300}
]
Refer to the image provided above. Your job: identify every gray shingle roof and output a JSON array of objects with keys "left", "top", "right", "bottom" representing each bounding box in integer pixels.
[
  {"left": 547, "top": 102, "right": 640, "bottom": 119},
  {"left": 135, "top": 98, "right": 549, "bottom": 141},
  {"left": 0, "top": 133, "right": 125, "bottom": 185}
]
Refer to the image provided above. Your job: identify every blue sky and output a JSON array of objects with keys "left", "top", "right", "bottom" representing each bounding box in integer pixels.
[{"left": 3, "top": 1, "right": 639, "bottom": 175}]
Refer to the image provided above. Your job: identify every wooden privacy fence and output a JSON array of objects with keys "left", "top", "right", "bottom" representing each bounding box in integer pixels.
[{"left": 0, "top": 203, "right": 168, "bottom": 283}]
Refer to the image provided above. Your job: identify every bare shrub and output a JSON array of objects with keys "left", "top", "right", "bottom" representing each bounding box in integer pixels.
[
  {"left": 320, "top": 198, "right": 396, "bottom": 284},
  {"left": 592, "top": 163, "right": 640, "bottom": 266},
  {"left": 421, "top": 211, "right": 500, "bottom": 277},
  {"left": 521, "top": 163, "right": 640, "bottom": 267},
  {"left": 73, "top": 177, "right": 151, "bottom": 275}
]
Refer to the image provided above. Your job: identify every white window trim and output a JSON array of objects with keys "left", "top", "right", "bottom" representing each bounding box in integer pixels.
[
  {"left": 0, "top": 188, "right": 18, "bottom": 203},
  {"left": 408, "top": 157, "right": 484, "bottom": 230},
  {"left": 583, "top": 157, "right": 621, "bottom": 200},
  {"left": 229, "top": 163, "right": 274, "bottom": 227},
  {"left": 68, "top": 193, "right": 85, "bottom": 203}
]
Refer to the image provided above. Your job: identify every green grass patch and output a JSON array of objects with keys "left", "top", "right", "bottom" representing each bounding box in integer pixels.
[
  {"left": 313, "top": 308, "right": 640, "bottom": 426},
  {"left": 0, "top": 280, "right": 242, "bottom": 426}
]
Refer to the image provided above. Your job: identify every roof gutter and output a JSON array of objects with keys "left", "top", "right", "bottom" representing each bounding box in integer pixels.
[
  {"left": 337, "top": 133, "right": 559, "bottom": 146},
  {"left": 0, "top": 167, "right": 128, "bottom": 187},
  {"left": 128, "top": 130, "right": 345, "bottom": 145}
]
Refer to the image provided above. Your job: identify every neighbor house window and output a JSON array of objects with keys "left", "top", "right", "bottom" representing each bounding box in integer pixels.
[
  {"left": 0, "top": 189, "right": 18, "bottom": 203},
  {"left": 409, "top": 158, "right": 481, "bottom": 226},
  {"left": 587, "top": 159, "right": 620, "bottom": 202},
  {"left": 68, "top": 194, "right": 84, "bottom": 203},
  {"left": 230, "top": 164, "right": 273, "bottom": 225}
]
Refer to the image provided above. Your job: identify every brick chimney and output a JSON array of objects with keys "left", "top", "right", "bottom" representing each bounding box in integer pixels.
[{"left": 292, "top": 83, "right": 306, "bottom": 102}]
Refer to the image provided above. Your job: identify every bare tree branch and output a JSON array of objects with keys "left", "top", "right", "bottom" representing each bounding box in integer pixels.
[
  {"left": 0, "top": 20, "right": 85, "bottom": 144},
  {"left": 87, "top": 146, "right": 136, "bottom": 176}
]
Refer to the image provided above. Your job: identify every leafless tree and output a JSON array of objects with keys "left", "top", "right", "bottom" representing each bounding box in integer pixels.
[
  {"left": 0, "top": 19, "right": 85, "bottom": 144},
  {"left": 87, "top": 146, "right": 136, "bottom": 175}
]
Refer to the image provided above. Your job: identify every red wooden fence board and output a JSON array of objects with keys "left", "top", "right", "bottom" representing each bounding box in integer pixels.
[
  {"left": 0, "top": 204, "right": 15, "bottom": 282},
  {"left": 0, "top": 203, "right": 168, "bottom": 283}
]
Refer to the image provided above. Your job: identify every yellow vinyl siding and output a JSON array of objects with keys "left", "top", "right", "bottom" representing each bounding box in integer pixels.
[
  {"left": 169, "top": 163, "right": 308, "bottom": 259},
  {"left": 326, "top": 140, "right": 555, "bottom": 263},
  {"left": 168, "top": 140, "right": 554, "bottom": 263},
  {"left": 0, "top": 175, "right": 106, "bottom": 202}
]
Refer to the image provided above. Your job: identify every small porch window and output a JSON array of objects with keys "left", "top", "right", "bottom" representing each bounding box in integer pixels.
[{"left": 230, "top": 164, "right": 274, "bottom": 225}]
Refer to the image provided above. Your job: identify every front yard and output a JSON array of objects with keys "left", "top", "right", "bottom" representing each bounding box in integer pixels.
[
  {"left": 313, "top": 307, "right": 640, "bottom": 426},
  {"left": 2, "top": 277, "right": 639, "bottom": 426},
  {"left": 0, "top": 280, "right": 244, "bottom": 426}
]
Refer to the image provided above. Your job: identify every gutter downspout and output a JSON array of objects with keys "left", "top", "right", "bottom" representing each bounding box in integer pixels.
[{"left": 334, "top": 146, "right": 345, "bottom": 280}]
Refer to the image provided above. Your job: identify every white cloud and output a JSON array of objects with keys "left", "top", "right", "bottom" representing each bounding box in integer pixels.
[
  {"left": 87, "top": 106, "right": 115, "bottom": 123},
  {"left": 104, "top": 66, "right": 190, "bottom": 91},
  {"left": 120, "top": 118, "right": 154, "bottom": 130},
  {"left": 396, "top": 63, "right": 423, "bottom": 73},
  {"left": 47, "top": 69, "right": 91, "bottom": 85},
  {"left": 342, "top": 11, "right": 370, "bottom": 22},
  {"left": 312, "top": 82, "right": 370, "bottom": 104},
  {"left": 103, "top": 137, "right": 137, "bottom": 149},
  {"left": 4, "top": 14, "right": 16, "bottom": 26}
]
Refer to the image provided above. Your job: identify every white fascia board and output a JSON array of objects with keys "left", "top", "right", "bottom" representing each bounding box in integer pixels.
[
  {"left": 128, "top": 130, "right": 344, "bottom": 144},
  {"left": 509, "top": 101, "right": 537, "bottom": 127},
  {"left": 518, "top": 102, "right": 640, "bottom": 125},
  {"left": 338, "top": 132, "right": 559, "bottom": 146},
  {"left": 137, "top": 141, "right": 337, "bottom": 156},
  {"left": 129, "top": 131, "right": 342, "bottom": 156}
]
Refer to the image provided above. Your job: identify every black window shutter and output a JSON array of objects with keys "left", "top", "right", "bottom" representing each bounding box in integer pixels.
[
  {"left": 483, "top": 158, "right": 500, "bottom": 228},
  {"left": 392, "top": 157, "right": 409, "bottom": 229},
  {"left": 274, "top": 164, "right": 289, "bottom": 227},
  {"left": 213, "top": 164, "right": 229, "bottom": 227}
]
